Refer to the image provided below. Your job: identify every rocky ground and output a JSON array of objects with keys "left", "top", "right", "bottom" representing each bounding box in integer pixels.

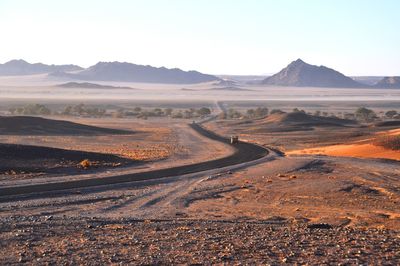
[
  {"left": 0, "top": 216, "right": 399, "bottom": 265},
  {"left": 1, "top": 116, "right": 399, "bottom": 264}
]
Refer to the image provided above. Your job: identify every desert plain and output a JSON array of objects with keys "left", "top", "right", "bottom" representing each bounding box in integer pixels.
[{"left": 0, "top": 76, "right": 399, "bottom": 264}]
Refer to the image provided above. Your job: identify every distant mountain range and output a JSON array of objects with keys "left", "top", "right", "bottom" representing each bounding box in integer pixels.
[
  {"left": 0, "top": 60, "right": 219, "bottom": 84},
  {"left": 0, "top": 59, "right": 398, "bottom": 87},
  {"left": 0, "top": 59, "right": 82, "bottom": 76},
  {"left": 50, "top": 62, "right": 220, "bottom": 84},
  {"left": 262, "top": 59, "right": 365, "bottom": 88},
  {"left": 373, "top": 76, "right": 400, "bottom": 88}
]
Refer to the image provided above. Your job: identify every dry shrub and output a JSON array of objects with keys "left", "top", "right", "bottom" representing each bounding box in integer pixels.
[
  {"left": 374, "top": 135, "right": 400, "bottom": 150},
  {"left": 79, "top": 159, "right": 92, "bottom": 168}
]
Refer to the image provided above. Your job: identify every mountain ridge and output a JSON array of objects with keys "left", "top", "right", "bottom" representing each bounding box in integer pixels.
[
  {"left": 373, "top": 76, "right": 400, "bottom": 88},
  {"left": 0, "top": 59, "right": 83, "bottom": 76},
  {"left": 50, "top": 61, "right": 220, "bottom": 84}
]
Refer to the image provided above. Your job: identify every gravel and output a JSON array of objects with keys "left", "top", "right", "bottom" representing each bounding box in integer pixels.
[{"left": 0, "top": 216, "right": 399, "bottom": 265}]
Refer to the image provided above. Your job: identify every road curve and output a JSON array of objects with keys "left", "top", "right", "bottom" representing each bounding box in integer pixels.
[{"left": 0, "top": 123, "right": 269, "bottom": 200}]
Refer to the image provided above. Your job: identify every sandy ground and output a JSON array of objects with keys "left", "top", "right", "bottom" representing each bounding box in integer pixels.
[
  {"left": 0, "top": 117, "right": 233, "bottom": 186},
  {"left": 1, "top": 117, "right": 398, "bottom": 230},
  {"left": 1, "top": 154, "right": 398, "bottom": 229},
  {"left": 0, "top": 117, "right": 229, "bottom": 163},
  {"left": 286, "top": 127, "right": 400, "bottom": 160},
  {"left": 205, "top": 116, "right": 400, "bottom": 157},
  {"left": 0, "top": 98, "right": 399, "bottom": 263},
  {"left": 288, "top": 143, "right": 400, "bottom": 160}
]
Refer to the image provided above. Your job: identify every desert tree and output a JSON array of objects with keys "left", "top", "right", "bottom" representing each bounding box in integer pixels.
[
  {"left": 270, "top": 109, "right": 284, "bottom": 115},
  {"left": 164, "top": 108, "right": 173, "bottom": 116},
  {"left": 254, "top": 107, "right": 269, "bottom": 118},
  {"left": 62, "top": 105, "right": 73, "bottom": 115},
  {"left": 246, "top": 109, "right": 255, "bottom": 117},
  {"left": 385, "top": 110, "right": 398, "bottom": 119},
  {"left": 355, "top": 107, "right": 377, "bottom": 122},
  {"left": 197, "top": 107, "right": 211, "bottom": 116}
]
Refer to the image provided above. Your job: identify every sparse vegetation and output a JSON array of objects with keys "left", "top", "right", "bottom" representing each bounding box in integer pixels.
[
  {"left": 270, "top": 109, "right": 285, "bottom": 115},
  {"left": 63, "top": 104, "right": 106, "bottom": 117},
  {"left": 9, "top": 104, "right": 51, "bottom": 116},
  {"left": 385, "top": 110, "right": 398, "bottom": 119},
  {"left": 252, "top": 107, "right": 269, "bottom": 118},
  {"left": 374, "top": 135, "right": 400, "bottom": 150},
  {"left": 226, "top": 108, "right": 242, "bottom": 119},
  {"left": 219, "top": 107, "right": 269, "bottom": 120},
  {"left": 6, "top": 103, "right": 212, "bottom": 120},
  {"left": 79, "top": 159, "right": 92, "bottom": 169},
  {"left": 197, "top": 107, "right": 211, "bottom": 116},
  {"left": 292, "top": 108, "right": 305, "bottom": 113}
]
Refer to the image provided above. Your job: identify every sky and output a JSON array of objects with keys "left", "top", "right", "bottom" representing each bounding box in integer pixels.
[{"left": 0, "top": 0, "right": 399, "bottom": 76}]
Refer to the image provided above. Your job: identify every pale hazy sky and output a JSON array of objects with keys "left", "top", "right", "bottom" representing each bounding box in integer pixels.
[{"left": 0, "top": 0, "right": 399, "bottom": 75}]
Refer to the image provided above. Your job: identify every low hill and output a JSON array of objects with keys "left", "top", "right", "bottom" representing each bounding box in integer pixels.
[
  {"left": 0, "top": 59, "right": 82, "bottom": 76},
  {"left": 262, "top": 59, "right": 365, "bottom": 88},
  {"left": 0, "top": 116, "right": 133, "bottom": 135},
  {"left": 57, "top": 82, "right": 135, "bottom": 90},
  {"left": 50, "top": 61, "right": 220, "bottom": 84},
  {"left": 263, "top": 112, "right": 356, "bottom": 126},
  {"left": 213, "top": 79, "right": 238, "bottom": 86},
  {"left": 0, "top": 143, "right": 133, "bottom": 174},
  {"left": 374, "top": 77, "right": 400, "bottom": 88},
  {"left": 245, "top": 112, "right": 358, "bottom": 132},
  {"left": 209, "top": 86, "right": 252, "bottom": 91}
]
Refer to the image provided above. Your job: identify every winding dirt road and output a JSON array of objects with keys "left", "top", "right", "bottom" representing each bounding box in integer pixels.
[{"left": 0, "top": 123, "right": 270, "bottom": 201}]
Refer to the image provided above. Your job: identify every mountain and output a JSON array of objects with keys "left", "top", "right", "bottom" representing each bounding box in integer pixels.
[
  {"left": 50, "top": 61, "right": 220, "bottom": 84},
  {"left": 374, "top": 76, "right": 400, "bottom": 88},
  {"left": 57, "top": 82, "right": 135, "bottom": 90},
  {"left": 0, "top": 59, "right": 83, "bottom": 76},
  {"left": 262, "top": 59, "right": 365, "bottom": 88}
]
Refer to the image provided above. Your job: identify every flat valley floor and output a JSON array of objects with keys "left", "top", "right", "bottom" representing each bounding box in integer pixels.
[{"left": 0, "top": 90, "right": 399, "bottom": 263}]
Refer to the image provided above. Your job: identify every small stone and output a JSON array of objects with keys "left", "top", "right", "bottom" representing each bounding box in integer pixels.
[{"left": 307, "top": 223, "right": 333, "bottom": 230}]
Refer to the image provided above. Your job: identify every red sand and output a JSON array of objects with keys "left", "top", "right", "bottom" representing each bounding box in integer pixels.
[{"left": 288, "top": 143, "right": 400, "bottom": 161}]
